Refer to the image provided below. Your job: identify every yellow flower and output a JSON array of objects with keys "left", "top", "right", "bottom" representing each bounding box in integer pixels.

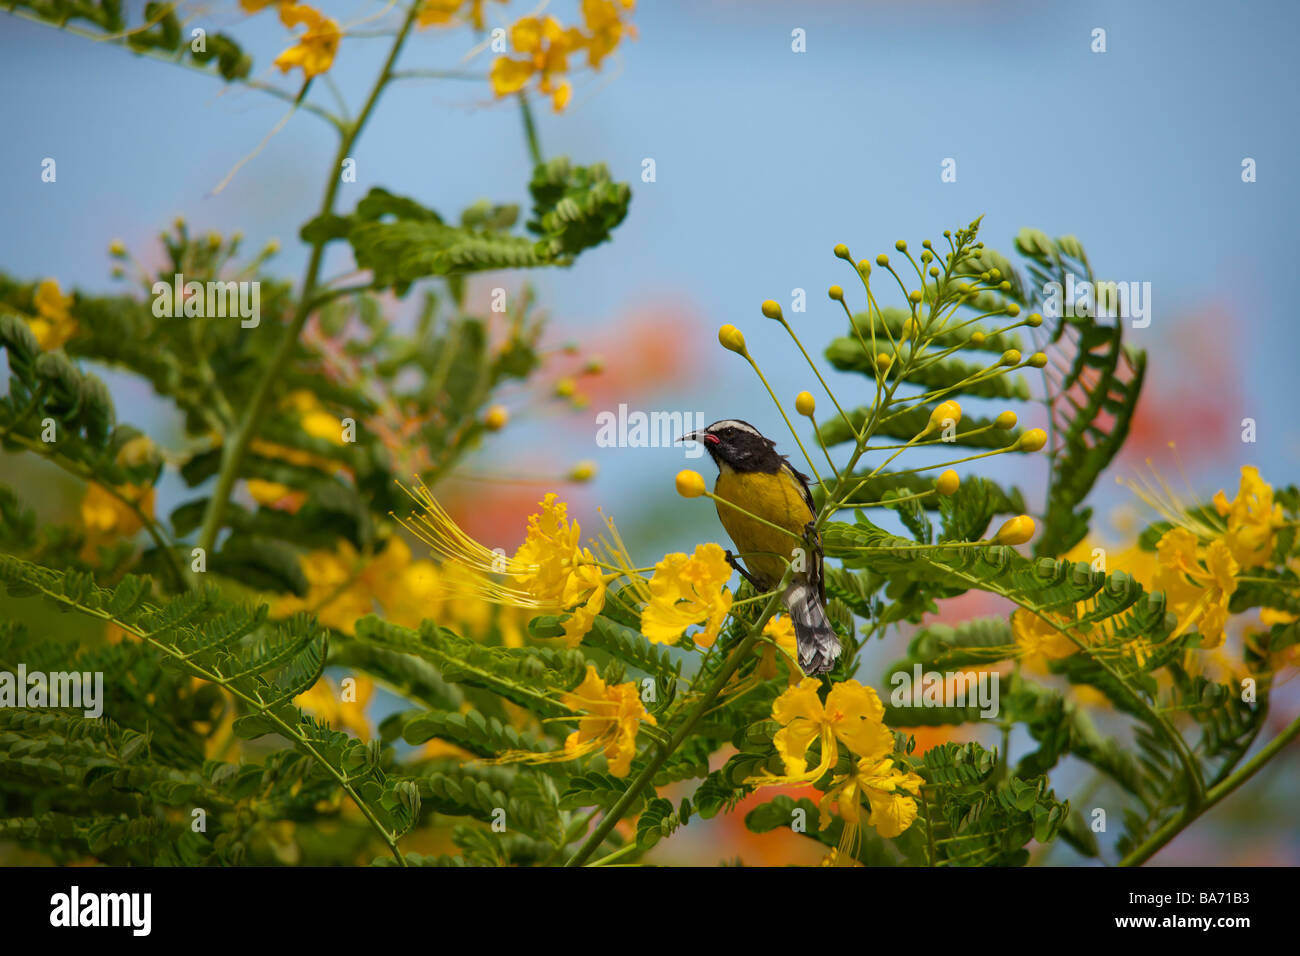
[
  {"left": 756, "top": 614, "right": 800, "bottom": 682},
  {"left": 1010, "top": 608, "right": 1078, "bottom": 670},
  {"left": 510, "top": 493, "right": 586, "bottom": 602},
  {"left": 296, "top": 674, "right": 373, "bottom": 738},
  {"left": 558, "top": 562, "right": 607, "bottom": 646},
  {"left": 581, "top": 0, "right": 636, "bottom": 69},
  {"left": 819, "top": 746, "right": 924, "bottom": 860},
  {"left": 561, "top": 665, "right": 655, "bottom": 776},
  {"left": 489, "top": 16, "right": 582, "bottom": 112},
  {"left": 748, "top": 678, "right": 895, "bottom": 786},
  {"left": 28, "top": 278, "right": 77, "bottom": 350},
  {"left": 80, "top": 482, "right": 154, "bottom": 540},
  {"left": 640, "top": 543, "right": 734, "bottom": 648},
  {"left": 1153, "top": 528, "right": 1238, "bottom": 649},
  {"left": 417, "top": 0, "right": 504, "bottom": 30},
  {"left": 273, "top": 4, "right": 340, "bottom": 79},
  {"left": 487, "top": 664, "right": 655, "bottom": 777},
  {"left": 1212, "top": 466, "right": 1284, "bottom": 569}
]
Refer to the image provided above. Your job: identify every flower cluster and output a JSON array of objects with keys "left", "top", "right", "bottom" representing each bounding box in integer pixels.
[
  {"left": 747, "top": 679, "right": 923, "bottom": 858},
  {"left": 489, "top": 0, "right": 637, "bottom": 111}
]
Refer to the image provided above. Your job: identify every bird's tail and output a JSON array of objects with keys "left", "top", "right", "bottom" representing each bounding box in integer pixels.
[{"left": 783, "top": 581, "right": 841, "bottom": 676}]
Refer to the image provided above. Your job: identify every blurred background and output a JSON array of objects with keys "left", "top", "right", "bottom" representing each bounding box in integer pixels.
[{"left": 2, "top": 0, "right": 1297, "bottom": 864}]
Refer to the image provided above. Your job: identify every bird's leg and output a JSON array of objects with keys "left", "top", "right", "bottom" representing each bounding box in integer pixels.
[{"left": 725, "top": 550, "right": 763, "bottom": 589}]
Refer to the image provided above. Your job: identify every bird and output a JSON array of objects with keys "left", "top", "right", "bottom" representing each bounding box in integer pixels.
[{"left": 679, "top": 419, "right": 841, "bottom": 675}]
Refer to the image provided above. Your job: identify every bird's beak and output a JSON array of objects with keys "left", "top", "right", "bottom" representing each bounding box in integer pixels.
[{"left": 679, "top": 430, "right": 718, "bottom": 445}]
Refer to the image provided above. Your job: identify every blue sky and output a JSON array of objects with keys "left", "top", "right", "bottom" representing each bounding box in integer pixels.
[{"left": 3, "top": 0, "right": 1296, "bottom": 558}]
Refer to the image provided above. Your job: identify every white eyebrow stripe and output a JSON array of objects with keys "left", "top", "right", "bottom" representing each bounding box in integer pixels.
[{"left": 707, "top": 419, "right": 762, "bottom": 438}]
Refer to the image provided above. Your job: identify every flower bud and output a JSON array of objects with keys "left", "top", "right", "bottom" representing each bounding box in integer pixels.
[
  {"left": 828, "top": 285, "right": 844, "bottom": 301},
  {"left": 994, "top": 515, "right": 1036, "bottom": 546},
  {"left": 929, "top": 400, "right": 962, "bottom": 429},
  {"left": 936, "top": 469, "right": 959, "bottom": 496},
  {"left": 484, "top": 405, "right": 509, "bottom": 430},
  {"left": 833, "top": 243, "right": 851, "bottom": 260},
  {"left": 1018, "top": 428, "right": 1047, "bottom": 452},
  {"left": 994, "top": 411, "right": 1017, "bottom": 430},
  {"left": 1027, "top": 351, "right": 1048, "bottom": 368},
  {"left": 761, "top": 300, "right": 783, "bottom": 320},
  {"left": 1001, "top": 349, "right": 1022, "bottom": 366},
  {"left": 795, "top": 391, "right": 816, "bottom": 417},
  {"left": 676, "top": 469, "right": 706, "bottom": 498},
  {"left": 718, "top": 324, "right": 747, "bottom": 355}
]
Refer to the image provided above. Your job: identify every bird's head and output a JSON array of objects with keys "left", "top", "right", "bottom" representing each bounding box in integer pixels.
[{"left": 679, "top": 419, "right": 782, "bottom": 473}]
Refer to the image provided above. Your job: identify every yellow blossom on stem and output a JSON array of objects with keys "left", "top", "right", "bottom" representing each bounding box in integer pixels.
[
  {"left": 747, "top": 678, "right": 895, "bottom": 786},
  {"left": 1011, "top": 608, "right": 1079, "bottom": 670},
  {"left": 489, "top": 664, "right": 655, "bottom": 777},
  {"left": 640, "top": 543, "right": 733, "bottom": 647},
  {"left": 29, "top": 279, "right": 77, "bottom": 350},
  {"left": 756, "top": 614, "right": 800, "bottom": 682},
  {"left": 1212, "top": 466, "right": 1284, "bottom": 569},
  {"left": 490, "top": 16, "right": 582, "bottom": 112},
  {"left": 818, "top": 746, "right": 924, "bottom": 861},
  {"left": 273, "top": 4, "right": 341, "bottom": 80},
  {"left": 561, "top": 664, "right": 655, "bottom": 776},
  {"left": 1153, "top": 528, "right": 1238, "bottom": 648}
]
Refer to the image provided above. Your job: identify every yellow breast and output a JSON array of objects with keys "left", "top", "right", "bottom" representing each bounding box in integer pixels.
[{"left": 712, "top": 469, "right": 814, "bottom": 590}]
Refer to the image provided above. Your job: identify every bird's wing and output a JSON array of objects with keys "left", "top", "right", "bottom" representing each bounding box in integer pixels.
[{"left": 780, "top": 459, "right": 825, "bottom": 603}]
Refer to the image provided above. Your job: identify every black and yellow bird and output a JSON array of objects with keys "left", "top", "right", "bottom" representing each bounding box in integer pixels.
[{"left": 680, "top": 420, "right": 841, "bottom": 675}]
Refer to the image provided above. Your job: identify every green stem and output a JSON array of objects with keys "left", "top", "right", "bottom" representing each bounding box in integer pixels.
[
  {"left": 564, "top": 587, "right": 786, "bottom": 866},
  {"left": 194, "top": 5, "right": 420, "bottom": 559},
  {"left": 1118, "top": 710, "right": 1300, "bottom": 866}
]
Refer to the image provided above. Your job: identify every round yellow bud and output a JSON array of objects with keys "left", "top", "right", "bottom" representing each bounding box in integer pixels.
[
  {"left": 994, "top": 515, "right": 1036, "bottom": 546},
  {"left": 902, "top": 317, "right": 917, "bottom": 338},
  {"left": 876, "top": 352, "right": 893, "bottom": 371},
  {"left": 265, "top": 239, "right": 281, "bottom": 255},
  {"left": 936, "top": 469, "right": 960, "bottom": 496},
  {"left": 568, "top": 460, "right": 597, "bottom": 482},
  {"left": 876, "top": 254, "right": 890, "bottom": 267},
  {"left": 857, "top": 259, "right": 872, "bottom": 274},
  {"left": 718, "top": 324, "right": 747, "bottom": 355},
  {"left": 895, "top": 240, "right": 908, "bottom": 252},
  {"left": 1001, "top": 349, "right": 1022, "bottom": 366},
  {"left": 555, "top": 377, "right": 577, "bottom": 398},
  {"left": 484, "top": 405, "right": 509, "bottom": 430},
  {"left": 909, "top": 290, "right": 923, "bottom": 304},
  {"left": 583, "top": 356, "right": 605, "bottom": 375},
  {"left": 676, "top": 469, "right": 706, "bottom": 499},
  {"left": 989, "top": 268, "right": 1001, "bottom": 281},
  {"left": 994, "top": 410, "right": 1018, "bottom": 430},
  {"left": 834, "top": 243, "right": 851, "bottom": 260},
  {"left": 1005, "top": 303, "right": 1021, "bottom": 317},
  {"left": 1027, "top": 351, "right": 1048, "bottom": 368},
  {"left": 828, "top": 285, "right": 844, "bottom": 301},
  {"left": 929, "top": 399, "right": 962, "bottom": 429},
  {"left": 108, "top": 239, "right": 126, "bottom": 257},
  {"left": 970, "top": 331, "right": 986, "bottom": 346},
  {"left": 1026, "top": 313, "right": 1043, "bottom": 328},
  {"left": 761, "top": 299, "right": 783, "bottom": 320},
  {"left": 1018, "top": 428, "right": 1047, "bottom": 452},
  {"left": 795, "top": 391, "right": 816, "bottom": 417}
]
